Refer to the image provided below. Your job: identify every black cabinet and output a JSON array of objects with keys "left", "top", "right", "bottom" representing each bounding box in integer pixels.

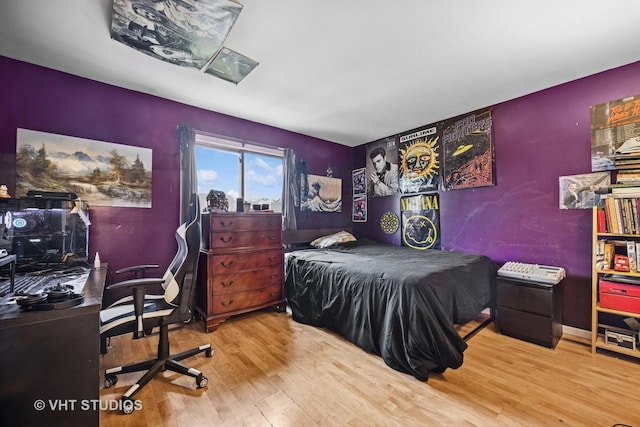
[{"left": 496, "top": 277, "right": 562, "bottom": 348}]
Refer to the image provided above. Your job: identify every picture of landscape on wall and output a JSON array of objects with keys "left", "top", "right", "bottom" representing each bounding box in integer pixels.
[{"left": 16, "top": 129, "right": 152, "bottom": 208}]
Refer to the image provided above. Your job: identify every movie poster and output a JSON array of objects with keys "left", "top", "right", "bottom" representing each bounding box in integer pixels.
[
  {"left": 366, "top": 136, "right": 399, "bottom": 198},
  {"left": 442, "top": 108, "right": 494, "bottom": 191},
  {"left": 398, "top": 124, "right": 440, "bottom": 194},
  {"left": 590, "top": 94, "right": 640, "bottom": 171},
  {"left": 400, "top": 194, "right": 440, "bottom": 250}
]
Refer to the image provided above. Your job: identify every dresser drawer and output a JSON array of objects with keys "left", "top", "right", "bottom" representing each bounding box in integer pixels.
[
  {"left": 210, "top": 284, "right": 283, "bottom": 315},
  {"left": 210, "top": 266, "right": 283, "bottom": 294},
  {"left": 210, "top": 230, "right": 281, "bottom": 250},
  {"left": 209, "top": 213, "right": 281, "bottom": 232},
  {"left": 209, "top": 248, "right": 283, "bottom": 273}
]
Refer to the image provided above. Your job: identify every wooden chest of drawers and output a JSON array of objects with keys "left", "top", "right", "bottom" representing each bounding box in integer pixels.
[{"left": 197, "top": 212, "right": 285, "bottom": 332}]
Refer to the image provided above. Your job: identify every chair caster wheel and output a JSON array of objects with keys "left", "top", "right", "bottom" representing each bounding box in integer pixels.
[
  {"left": 121, "top": 397, "right": 135, "bottom": 415},
  {"left": 196, "top": 374, "right": 208, "bottom": 388},
  {"left": 104, "top": 374, "right": 118, "bottom": 388},
  {"left": 205, "top": 347, "right": 214, "bottom": 357}
]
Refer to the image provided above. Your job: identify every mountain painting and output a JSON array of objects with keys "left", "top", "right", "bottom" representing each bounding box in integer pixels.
[{"left": 16, "top": 129, "right": 152, "bottom": 208}]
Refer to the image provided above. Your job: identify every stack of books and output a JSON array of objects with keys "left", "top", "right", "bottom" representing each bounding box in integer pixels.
[{"left": 613, "top": 137, "right": 640, "bottom": 170}]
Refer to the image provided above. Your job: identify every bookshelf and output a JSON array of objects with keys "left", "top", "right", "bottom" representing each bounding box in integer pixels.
[{"left": 592, "top": 204, "right": 640, "bottom": 358}]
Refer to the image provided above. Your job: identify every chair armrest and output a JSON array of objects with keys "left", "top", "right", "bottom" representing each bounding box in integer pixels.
[
  {"left": 115, "top": 264, "right": 160, "bottom": 277},
  {"left": 106, "top": 277, "right": 165, "bottom": 291}
]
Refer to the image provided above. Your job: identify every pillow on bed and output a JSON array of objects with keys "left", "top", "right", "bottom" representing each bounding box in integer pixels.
[{"left": 310, "top": 231, "right": 356, "bottom": 248}]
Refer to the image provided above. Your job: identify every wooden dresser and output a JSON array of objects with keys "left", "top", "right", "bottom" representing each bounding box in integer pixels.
[{"left": 197, "top": 212, "right": 285, "bottom": 332}]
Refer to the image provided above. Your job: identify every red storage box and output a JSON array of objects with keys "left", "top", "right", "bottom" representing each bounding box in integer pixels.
[{"left": 599, "top": 278, "right": 640, "bottom": 313}]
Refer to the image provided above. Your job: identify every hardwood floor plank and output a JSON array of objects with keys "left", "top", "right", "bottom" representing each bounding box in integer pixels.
[{"left": 100, "top": 310, "right": 640, "bottom": 426}]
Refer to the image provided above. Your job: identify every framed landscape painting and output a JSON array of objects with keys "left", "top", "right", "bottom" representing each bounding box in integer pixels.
[{"left": 16, "top": 129, "right": 153, "bottom": 208}]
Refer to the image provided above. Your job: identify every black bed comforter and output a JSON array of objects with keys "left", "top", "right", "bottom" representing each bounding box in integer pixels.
[{"left": 284, "top": 239, "right": 496, "bottom": 381}]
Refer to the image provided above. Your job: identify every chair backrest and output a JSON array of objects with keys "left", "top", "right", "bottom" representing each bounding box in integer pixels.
[{"left": 162, "top": 193, "right": 201, "bottom": 318}]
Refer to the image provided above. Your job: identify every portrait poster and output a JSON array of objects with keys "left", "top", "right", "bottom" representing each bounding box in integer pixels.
[
  {"left": 16, "top": 128, "right": 153, "bottom": 208},
  {"left": 398, "top": 124, "right": 441, "bottom": 194},
  {"left": 300, "top": 173, "right": 342, "bottom": 212},
  {"left": 442, "top": 108, "right": 495, "bottom": 191},
  {"left": 352, "top": 168, "right": 366, "bottom": 196},
  {"left": 111, "top": 0, "right": 242, "bottom": 70},
  {"left": 559, "top": 172, "right": 610, "bottom": 210},
  {"left": 400, "top": 194, "right": 440, "bottom": 250},
  {"left": 352, "top": 195, "right": 367, "bottom": 222},
  {"left": 590, "top": 94, "right": 640, "bottom": 171},
  {"left": 366, "top": 136, "right": 399, "bottom": 198}
]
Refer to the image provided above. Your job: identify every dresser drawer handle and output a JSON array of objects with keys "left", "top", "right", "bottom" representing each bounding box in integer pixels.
[
  {"left": 268, "top": 256, "right": 277, "bottom": 262},
  {"left": 221, "top": 261, "right": 234, "bottom": 267},
  {"left": 269, "top": 274, "right": 278, "bottom": 279},
  {"left": 269, "top": 292, "right": 279, "bottom": 297},
  {"left": 221, "top": 299, "right": 234, "bottom": 307},
  {"left": 219, "top": 221, "right": 233, "bottom": 228},
  {"left": 220, "top": 280, "right": 234, "bottom": 288},
  {"left": 267, "top": 235, "right": 277, "bottom": 240},
  {"left": 220, "top": 236, "right": 233, "bottom": 243}
]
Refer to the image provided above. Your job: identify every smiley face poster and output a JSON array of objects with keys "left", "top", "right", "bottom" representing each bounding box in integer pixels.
[{"left": 400, "top": 194, "right": 440, "bottom": 250}]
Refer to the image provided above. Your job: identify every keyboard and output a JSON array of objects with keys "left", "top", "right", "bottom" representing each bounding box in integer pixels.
[
  {"left": 498, "top": 261, "right": 566, "bottom": 285},
  {"left": 0, "top": 274, "right": 50, "bottom": 296}
]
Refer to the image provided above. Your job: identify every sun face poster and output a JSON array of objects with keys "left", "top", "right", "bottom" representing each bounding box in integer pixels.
[
  {"left": 398, "top": 124, "right": 440, "bottom": 194},
  {"left": 400, "top": 194, "right": 440, "bottom": 250},
  {"left": 442, "top": 108, "right": 495, "bottom": 191}
]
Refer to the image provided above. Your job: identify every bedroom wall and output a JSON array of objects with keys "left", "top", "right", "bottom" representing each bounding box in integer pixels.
[
  {"left": 0, "top": 56, "right": 352, "bottom": 285},
  {"left": 353, "top": 60, "right": 640, "bottom": 330}
]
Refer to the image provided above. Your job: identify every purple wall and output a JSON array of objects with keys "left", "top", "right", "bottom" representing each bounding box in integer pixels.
[
  {"left": 3, "top": 54, "right": 640, "bottom": 329},
  {"left": 355, "top": 60, "right": 640, "bottom": 329},
  {"left": 0, "top": 56, "right": 352, "bottom": 300}
]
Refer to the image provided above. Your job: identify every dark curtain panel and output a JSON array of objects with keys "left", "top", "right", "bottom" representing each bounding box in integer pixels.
[
  {"left": 282, "top": 148, "right": 298, "bottom": 230},
  {"left": 177, "top": 125, "right": 197, "bottom": 224}
]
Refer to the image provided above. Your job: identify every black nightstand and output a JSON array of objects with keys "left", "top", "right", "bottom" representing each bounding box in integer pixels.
[{"left": 496, "top": 277, "right": 563, "bottom": 348}]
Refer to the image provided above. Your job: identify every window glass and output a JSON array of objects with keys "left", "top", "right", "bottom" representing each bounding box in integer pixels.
[{"left": 195, "top": 141, "right": 283, "bottom": 212}]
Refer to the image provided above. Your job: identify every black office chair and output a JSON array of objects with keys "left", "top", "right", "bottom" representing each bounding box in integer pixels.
[{"left": 100, "top": 193, "right": 212, "bottom": 413}]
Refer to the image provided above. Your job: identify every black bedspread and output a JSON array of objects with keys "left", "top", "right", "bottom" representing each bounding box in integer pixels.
[{"left": 284, "top": 239, "right": 496, "bottom": 381}]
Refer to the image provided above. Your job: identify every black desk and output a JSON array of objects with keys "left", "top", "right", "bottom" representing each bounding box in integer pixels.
[{"left": 0, "top": 266, "right": 106, "bottom": 426}]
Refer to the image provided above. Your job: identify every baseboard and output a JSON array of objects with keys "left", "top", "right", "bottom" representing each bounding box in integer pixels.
[{"left": 562, "top": 325, "right": 591, "bottom": 346}]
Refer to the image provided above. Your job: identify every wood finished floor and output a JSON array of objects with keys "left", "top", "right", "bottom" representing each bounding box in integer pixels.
[{"left": 100, "top": 310, "right": 640, "bottom": 426}]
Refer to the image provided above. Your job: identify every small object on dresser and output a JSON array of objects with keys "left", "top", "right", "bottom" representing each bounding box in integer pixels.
[{"left": 206, "top": 189, "right": 229, "bottom": 212}]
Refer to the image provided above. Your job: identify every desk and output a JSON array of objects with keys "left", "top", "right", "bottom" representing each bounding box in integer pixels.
[{"left": 0, "top": 266, "right": 106, "bottom": 426}]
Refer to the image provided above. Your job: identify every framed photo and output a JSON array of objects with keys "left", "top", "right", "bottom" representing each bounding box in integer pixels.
[
  {"left": 352, "top": 168, "right": 366, "bottom": 196},
  {"left": 353, "top": 195, "right": 367, "bottom": 222}
]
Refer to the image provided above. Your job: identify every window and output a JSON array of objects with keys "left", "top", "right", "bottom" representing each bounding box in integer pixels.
[{"left": 195, "top": 133, "right": 284, "bottom": 212}]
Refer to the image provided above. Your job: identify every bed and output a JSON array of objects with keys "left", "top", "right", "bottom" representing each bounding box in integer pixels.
[{"left": 284, "top": 233, "right": 497, "bottom": 381}]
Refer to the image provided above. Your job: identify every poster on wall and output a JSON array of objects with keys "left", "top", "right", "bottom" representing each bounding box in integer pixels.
[
  {"left": 366, "top": 136, "right": 399, "bottom": 198},
  {"left": 590, "top": 94, "right": 640, "bottom": 171},
  {"left": 16, "top": 128, "right": 153, "bottom": 208},
  {"left": 559, "top": 172, "right": 610, "bottom": 209},
  {"left": 400, "top": 193, "right": 440, "bottom": 250},
  {"left": 442, "top": 108, "right": 494, "bottom": 191},
  {"left": 352, "top": 168, "right": 366, "bottom": 196},
  {"left": 300, "top": 173, "right": 342, "bottom": 212},
  {"left": 398, "top": 124, "right": 441, "bottom": 194},
  {"left": 352, "top": 195, "right": 367, "bottom": 222}
]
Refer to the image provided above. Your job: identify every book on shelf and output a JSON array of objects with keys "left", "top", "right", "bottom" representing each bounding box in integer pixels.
[{"left": 628, "top": 241, "right": 637, "bottom": 272}]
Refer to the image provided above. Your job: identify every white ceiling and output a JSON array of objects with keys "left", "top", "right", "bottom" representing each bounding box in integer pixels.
[{"left": 2, "top": 0, "right": 640, "bottom": 147}]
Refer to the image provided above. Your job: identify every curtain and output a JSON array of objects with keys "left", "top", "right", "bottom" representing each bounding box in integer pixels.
[
  {"left": 177, "top": 125, "right": 197, "bottom": 224},
  {"left": 282, "top": 148, "right": 298, "bottom": 231}
]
